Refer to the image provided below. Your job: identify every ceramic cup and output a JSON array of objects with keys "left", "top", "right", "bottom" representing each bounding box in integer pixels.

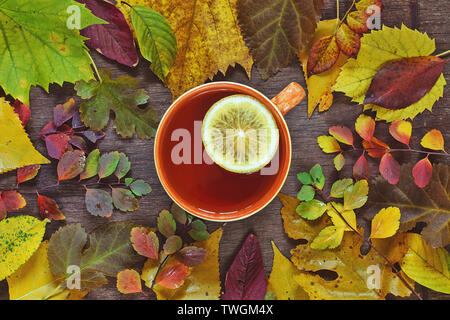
[{"left": 154, "top": 81, "right": 305, "bottom": 222}]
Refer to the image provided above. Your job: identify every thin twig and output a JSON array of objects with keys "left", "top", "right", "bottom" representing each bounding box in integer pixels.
[
  {"left": 150, "top": 255, "right": 170, "bottom": 290},
  {"left": 343, "top": 147, "right": 449, "bottom": 157},
  {"left": 436, "top": 49, "right": 450, "bottom": 58}
]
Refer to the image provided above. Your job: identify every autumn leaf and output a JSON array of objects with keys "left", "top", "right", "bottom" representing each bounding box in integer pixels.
[
  {"left": 370, "top": 207, "right": 401, "bottom": 239},
  {"left": 118, "top": 0, "right": 252, "bottom": 98},
  {"left": 157, "top": 210, "right": 176, "bottom": 238},
  {"left": 223, "top": 234, "right": 266, "bottom": 300},
  {"left": 57, "top": 150, "right": 86, "bottom": 181},
  {"left": 298, "top": 19, "right": 349, "bottom": 117},
  {"left": 0, "top": 98, "right": 49, "bottom": 174},
  {"left": 117, "top": 269, "right": 143, "bottom": 294},
  {"left": 343, "top": 179, "right": 368, "bottom": 210},
  {"left": 129, "top": 179, "right": 152, "bottom": 196},
  {"left": 171, "top": 203, "right": 187, "bottom": 225},
  {"left": 335, "top": 23, "right": 360, "bottom": 57},
  {"left": 365, "top": 163, "right": 450, "bottom": 248},
  {"left": 335, "top": 25, "right": 446, "bottom": 122},
  {"left": 412, "top": 157, "right": 433, "bottom": 188},
  {"left": 0, "top": 216, "right": 47, "bottom": 281},
  {"left": 0, "top": 191, "right": 26, "bottom": 220},
  {"left": 334, "top": 153, "right": 345, "bottom": 171},
  {"left": 163, "top": 235, "right": 183, "bottom": 255},
  {"left": 38, "top": 194, "right": 66, "bottom": 221},
  {"left": 307, "top": 35, "right": 340, "bottom": 76},
  {"left": 267, "top": 242, "right": 308, "bottom": 300},
  {"left": 400, "top": 233, "right": 450, "bottom": 294},
  {"left": 7, "top": 241, "right": 71, "bottom": 300},
  {"left": 353, "top": 154, "right": 370, "bottom": 180},
  {"left": 80, "top": 149, "right": 100, "bottom": 180},
  {"left": 53, "top": 98, "right": 77, "bottom": 128},
  {"left": 379, "top": 153, "right": 401, "bottom": 185},
  {"left": 296, "top": 199, "right": 327, "bottom": 220},
  {"left": 329, "top": 126, "right": 354, "bottom": 146},
  {"left": 389, "top": 120, "right": 412, "bottom": 147},
  {"left": 75, "top": 69, "right": 158, "bottom": 139},
  {"left": 17, "top": 165, "right": 41, "bottom": 185},
  {"left": 114, "top": 153, "right": 131, "bottom": 181},
  {"left": 317, "top": 136, "right": 341, "bottom": 153},
  {"left": 421, "top": 129, "right": 445, "bottom": 151},
  {"left": 155, "top": 262, "right": 189, "bottom": 290},
  {"left": 176, "top": 247, "right": 207, "bottom": 267},
  {"left": 78, "top": 0, "right": 139, "bottom": 67},
  {"left": 12, "top": 100, "right": 31, "bottom": 127},
  {"left": 355, "top": 114, "right": 375, "bottom": 141},
  {"left": 0, "top": 0, "right": 105, "bottom": 104},
  {"left": 330, "top": 179, "right": 354, "bottom": 198},
  {"left": 327, "top": 203, "right": 357, "bottom": 231},
  {"left": 112, "top": 188, "right": 139, "bottom": 212},
  {"left": 45, "top": 133, "right": 72, "bottom": 160},
  {"left": 130, "top": 227, "right": 159, "bottom": 260},
  {"left": 363, "top": 137, "right": 390, "bottom": 159},
  {"left": 310, "top": 226, "right": 345, "bottom": 250},
  {"left": 97, "top": 151, "right": 120, "bottom": 179}
]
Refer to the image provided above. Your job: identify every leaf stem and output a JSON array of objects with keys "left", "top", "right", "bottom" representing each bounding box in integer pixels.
[
  {"left": 436, "top": 49, "right": 450, "bottom": 58},
  {"left": 87, "top": 51, "right": 102, "bottom": 83},
  {"left": 343, "top": 147, "right": 449, "bottom": 157},
  {"left": 337, "top": 0, "right": 356, "bottom": 30}
]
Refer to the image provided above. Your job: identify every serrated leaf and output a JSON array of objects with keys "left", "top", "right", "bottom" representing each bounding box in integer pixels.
[
  {"left": 370, "top": 207, "right": 401, "bottom": 239},
  {"left": 363, "top": 136, "right": 390, "bottom": 159},
  {"left": 0, "top": 190, "right": 26, "bottom": 220},
  {"left": 57, "top": 150, "right": 86, "bottom": 181},
  {"left": 158, "top": 210, "right": 176, "bottom": 238},
  {"left": 296, "top": 199, "right": 327, "bottom": 220},
  {"left": 365, "top": 163, "right": 450, "bottom": 248},
  {"left": 330, "top": 179, "right": 353, "bottom": 198},
  {"left": 343, "top": 179, "right": 368, "bottom": 210},
  {"left": 0, "top": 0, "right": 105, "bottom": 104},
  {"left": 297, "top": 172, "right": 313, "bottom": 185},
  {"left": 329, "top": 126, "right": 354, "bottom": 146},
  {"left": 12, "top": 100, "right": 31, "bottom": 127},
  {"left": 326, "top": 202, "right": 357, "bottom": 231},
  {"left": 310, "top": 226, "right": 345, "bottom": 250},
  {"left": 163, "top": 235, "right": 183, "bottom": 255},
  {"left": 129, "top": 5, "right": 177, "bottom": 81},
  {"left": 0, "top": 99, "right": 49, "bottom": 174},
  {"left": 114, "top": 152, "right": 131, "bottom": 180},
  {"left": 297, "top": 185, "right": 315, "bottom": 201},
  {"left": 156, "top": 261, "right": 189, "bottom": 290},
  {"left": 355, "top": 114, "right": 375, "bottom": 141},
  {"left": 112, "top": 188, "right": 139, "bottom": 212},
  {"left": 117, "top": 269, "right": 142, "bottom": 294},
  {"left": 335, "top": 23, "right": 360, "bottom": 57},
  {"left": 85, "top": 188, "right": 113, "bottom": 217},
  {"left": 80, "top": 149, "right": 100, "bottom": 180},
  {"left": 130, "top": 227, "right": 159, "bottom": 260},
  {"left": 307, "top": 35, "right": 340, "bottom": 76},
  {"left": 98, "top": 151, "right": 120, "bottom": 179},
  {"left": 45, "top": 133, "right": 72, "bottom": 160},
  {"left": 0, "top": 216, "right": 47, "bottom": 281},
  {"left": 53, "top": 98, "right": 77, "bottom": 127},
  {"left": 129, "top": 179, "right": 151, "bottom": 196},
  {"left": 75, "top": 69, "right": 158, "bottom": 139},
  {"left": 125, "top": 177, "right": 134, "bottom": 187},
  {"left": 317, "top": 135, "right": 341, "bottom": 153},
  {"left": 188, "top": 229, "right": 211, "bottom": 242}
]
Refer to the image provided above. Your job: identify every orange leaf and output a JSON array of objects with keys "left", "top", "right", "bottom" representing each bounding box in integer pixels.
[
  {"left": 363, "top": 137, "right": 390, "bottom": 158},
  {"left": 156, "top": 262, "right": 189, "bottom": 289},
  {"left": 355, "top": 114, "right": 375, "bottom": 141},
  {"left": 130, "top": 227, "right": 159, "bottom": 260},
  {"left": 117, "top": 269, "right": 142, "bottom": 294},
  {"left": 307, "top": 35, "right": 340, "bottom": 77},
  {"left": 57, "top": 150, "right": 86, "bottom": 181},
  {"left": 379, "top": 153, "right": 400, "bottom": 185},
  {"left": 389, "top": 120, "right": 412, "bottom": 147},
  {"left": 329, "top": 126, "right": 354, "bottom": 146},
  {"left": 17, "top": 165, "right": 40, "bottom": 185},
  {"left": 421, "top": 129, "right": 445, "bottom": 151},
  {"left": 347, "top": 10, "right": 369, "bottom": 34},
  {"left": 412, "top": 157, "right": 433, "bottom": 188},
  {"left": 37, "top": 194, "right": 65, "bottom": 221},
  {"left": 0, "top": 191, "right": 26, "bottom": 220},
  {"left": 335, "top": 23, "right": 360, "bottom": 57},
  {"left": 353, "top": 154, "right": 369, "bottom": 180}
]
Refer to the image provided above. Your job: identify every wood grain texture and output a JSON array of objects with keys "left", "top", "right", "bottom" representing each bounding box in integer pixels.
[{"left": 0, "top": 0, "right": 449, "bottom": 300}]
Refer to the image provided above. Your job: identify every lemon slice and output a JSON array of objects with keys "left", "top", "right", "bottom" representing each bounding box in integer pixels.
[{"left": 202, "top": 94, "right": 279, "bottom": 173}]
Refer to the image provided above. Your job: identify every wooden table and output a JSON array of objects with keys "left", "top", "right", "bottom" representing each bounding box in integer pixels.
[{"left": 0, "top": 0, "right": 449, "bottom": 300}]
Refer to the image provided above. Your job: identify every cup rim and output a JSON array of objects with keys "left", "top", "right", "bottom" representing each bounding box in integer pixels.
[{"left": 154, "top": 81, "right": 292, "bottom": 222}]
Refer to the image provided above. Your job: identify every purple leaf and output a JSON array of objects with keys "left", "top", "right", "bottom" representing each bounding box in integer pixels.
[
  {"left": 53, "top": 98, "right": 77, "bottom": 127},
  {"left": 70, "top": 135, "right": 89, "bottom": 152},
  {"left": 83, "top": 130, "right": 106, "bottom": 143},
  {"left": 45, "top": 133, "right": 72, "bottom": 159},
  {"left": 222, "top": 234, "right": 266, "bottom": 300},
  {"left": 72, "top": 110, "right": 84, "bottom": 129},
  {"left": 78, "top": 0, "right": 139, "bottom": 67}
]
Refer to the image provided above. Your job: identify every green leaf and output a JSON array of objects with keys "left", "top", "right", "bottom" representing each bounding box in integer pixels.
[
  {"left": 297, "top": 172, "right": 313, "bottom": 185},
  {"left": 75, "top": 69, "right": 158, "bottom": 139},
  {"left": 310, "top": 226, "right": 345, "bottom": 250},
  {"left": 129, "top": 5, "right": 177, "bottom": 81},
  {"left": 114, "top": 152, "right": 131, "bottom": 180},
  {"left": 129, "top": 179, "right": 152, "bottom": 196},
  {"left": 191, "top": 219, "right": 207, "bottom": 231},
  {"left": 170, "top": 202, "right": 187, "bottom": 225},
  {"left": 334, "top": 153, "right": 345, "bottom": 171},
  {"left": 296, "top": 199, "right": 327, "bottom": 220},
  {"left": 80, "top": 149, "right": 100, "bottom": 180},
  {"left": 125, "top": 177, "right": 134, "bottom": 186},
  {"left": 163, "top": 235, "right": 183, "bottom": 255},
  {"left": 0, "top": 0, "right": 106, "bottom": 104},
  {"left": 0, "top": 216, "right": 47, "bottom": 281},
  {"left": 343, "top": 180, "right": 368, "bottom": 210},
  {"left": 330, "top": 179, "right": 353, "bottom": 198},
  {"left": 310, "top": 164, "right": 325, "bottom": 190},
  {"left": 297, "top": 185, "right": 315, "bottom": 201},
  {"left": 188, "top": 229, "right": 210, "bottom": 242},
  {"left": 111, "top": 188, "right": 139, "bottom": 212},
  {"left": 157, "top": 210, "right": 176, "bottom": 238},
  {"left": 85, "top": 188, "right": 113, "bottom": 217},
  {"left": 97, "top": 151, "right": 120, "bottom": 179}
]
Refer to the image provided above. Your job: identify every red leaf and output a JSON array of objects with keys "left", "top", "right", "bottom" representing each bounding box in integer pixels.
[
  {"left": 117, "top": 269, "right": 142, "bottom": 294},
  {"left": 176, "top": 246, "right": 207, "bottom": 267},
  {"left": 362, "top": 137, "right": 390, "bottom": 158},
  {"left": 412, "top": 157, "right": 433, "bottom": 188},
  {"left": 307, "top": 35, "right": 340, "bottom": 76},
  {"left": 45, "top": 133, "right": 72, "bottom": 159},
  {"left": 53, "top": 98, "right": 77, "bottom": 127},
  {"left": 329, "top": 126, "right": 354, "bottom": 146},
  {"left": 0, "top": 191, "right": 26, "bottom": 220},
  {"left": 130, "top": 227, "right": 159, "bottom": 260},
  {"left": 69, "top": 135, "right": 89, "bottom": 153},
  {"left": 347, "top": 10, "right": 369, "bottom": 34},
  {"left": 40, "top": 121, "right": 59, "bottom": 139},
  {"left": 17, "top": 165, "right": 40, "bottom": 185},
  {"left": 57, "top": 150, "right": 86, "bottom": 181},
  {"left": 12, "top": 100, "right": 31, "bottom": 127},
  {"left": 222, "top": 234, "right": 266, "bottom": 300},
  {"left": 78, "top": 0, "right": 139, "bottom": 67},
  {"left": 355, "top": 114, "right": 375, "bottom": 141},
  {"left": 379, "top": 153, "right": 400, "bottom": 185},
  {"left": 156, "top": 262, "right": 189, "bottom": 289},
  {"left": 37, "top": 194, "right": 65, "bottom": 221},
  {"left": 389, "top": 120, "right": 412, "bottom": 147},
  {"left": 364, "top": 56, "right": 446, "bottom": 110},
  {"left": 353, "top": 154, "right": 369, "bottom": 180},
  {"left": 335, "top": 23, "right": 360, "bottom": 57}
]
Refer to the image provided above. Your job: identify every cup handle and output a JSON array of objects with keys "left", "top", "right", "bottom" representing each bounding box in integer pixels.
[{"left": 271, "top": 82, "right": 306, "bottom": 116}]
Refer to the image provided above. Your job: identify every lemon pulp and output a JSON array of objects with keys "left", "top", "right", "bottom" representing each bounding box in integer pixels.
[{"left": 202, "top": 94, "right": 279, "bottom": 173}]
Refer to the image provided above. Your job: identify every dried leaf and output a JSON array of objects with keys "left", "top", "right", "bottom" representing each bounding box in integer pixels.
[
  {"left": 327, "top": 202, "right": 357, "bottom": 231},
  {"left": 57, "top": 150, "right": 86, "bottom": 182},
  {"left": 45, "top": 133, "right": 72, "bottom": 160},
  {"left": 130, "top": 227, "right": 159, "bottom": 260},
  {"left": 176, "top": 246, "right": 207, "bottom": 267},
  {"left": 117, "top": 269, "right": 142, "bottom": 294},
  {"left": 17, "top": 164, "right": 40, "bottom": 185},
  {"left": 156, "top": 262, "right": 189, "bottom": 289},
  {"left": 310, "top": 226, "right": 345, "bottom": 250},
  {"left": 307, "top": 35, "right": 340, "bottom": 76},
  {"left": 347, "top": 10, "right": 369, "bottom": 34},
  {"left": 38, "top": 194, "right": 65, "bottom": 221},
  {"left": 379, "top": 153, "right": 401, "bottom": 185},
  {"left": 0, "top": 190, "right": 26, "bottom": 221},
  {"left": 98, "top": 151, "right": 120, "bottom": 179},
  {"left": 389, "top": 120, "right": 412, "bottom": 147},
  {"left": 370, "top": 207, "right": 401, "bottom": 239},
  {"left": 53, "top": 98, "right": 77, "bottom": 127},
  {"left": 421, "top": 129, "right": 445, "bottom": 151},
  {"left": 223, "top": 234, "right": 266, "bottom": 300},
  {"left": 412, "top": 157, "right": 433, "bottom": 188},
  {"left": 363, "top": 137, "right": 390, "bottom": 159},
  {"left": 171, "top": 202, "right": 187, "bottom": 225},
  {"left": 85, "top": 188, "right": 113, "bottom": 217},
  {"left": 335, "top": 23, "right": 360, "bottom": 57},
  {"left": 83, "top": 130, "right": 106, "bottom": 143}
]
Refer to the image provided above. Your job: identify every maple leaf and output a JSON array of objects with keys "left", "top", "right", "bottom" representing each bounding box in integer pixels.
[
  {"left": 75, "top": 69, "right": 158, "bottom": 139},
  {"left": 0, "top": 0, "right": 105, "bottom": 104},
  {"left": 365, "top": 163, "right": 450, "bottom": 248},
  {"left": 118, "top": 0, "right": 252, "bottom": 98},
  {"left": 334, "top": 25, "right": 446, "bottom": 122},
  {"left": 0, "top": 99, "right": 49, "bottom": 174}
]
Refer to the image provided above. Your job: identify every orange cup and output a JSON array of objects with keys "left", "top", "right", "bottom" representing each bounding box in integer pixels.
[{"left": 154, "top": 82, "right": 305, "bottom": 222}]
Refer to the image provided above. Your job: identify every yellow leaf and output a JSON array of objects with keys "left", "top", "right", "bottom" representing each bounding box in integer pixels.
[
  {"left": 310, "top": 226, "right": 345, "bottom": 250},
  {"left": 401, "top": 233, "right": 450, "bottom": 294},
  {"left": 298, "top": 19, "right": 349, "bottom": 117},
  {"left": 334, "top": 25, "right": 446, "bottom": 122},
  {"left": 421, "top": 129, "right": 445, "bottom": 151},
  {"left": 317, "top": 135, "right": 341, "bottom": 153},
  {"left": 0, "top": 215, "right": 47, "bottom": 281},
  {"left": 7, "top": 241, "right": 70, "bottom": 300},
  {"left": 0, "top": 98, "right": 49, "bottom": 174},
  {"left": 145, "top": 228, "right": 223, "bottom": 300},
  {"left": 326, "top": 202, "right": 357, "bottom": 231},
  {"left": 118, "top": 0, "right": 252, "bottom": 99},
  {"left": 267, "top": 241, "right": 308, "bottom": 300},
  {"left": 278, "top": 193, "right": 330, "bottom": 242},
  {"left": 292, "top": 232, "right": 412, "bottom": 299},
  {"left": 370, "top": 207, "right": 401, "bottom": 239}
]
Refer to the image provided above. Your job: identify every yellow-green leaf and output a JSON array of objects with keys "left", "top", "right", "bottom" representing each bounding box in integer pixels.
[
  {"left": 326, "top": 202, "right": 357, "bottom": 231},
  {"left": 370, "top": 207, "right": 401, "bottom": 239},
  {"left": 0, "top": 216, "right": 47, "bottom": 281},
  {"left": 310, "top": 225, "right": 345, "bottom": 250},
  {"left": 317, "top": 135, "right": 341, "bottom": 153},
  {"left": 401, "top": 233, "right": 450, "bottom": 294}
]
